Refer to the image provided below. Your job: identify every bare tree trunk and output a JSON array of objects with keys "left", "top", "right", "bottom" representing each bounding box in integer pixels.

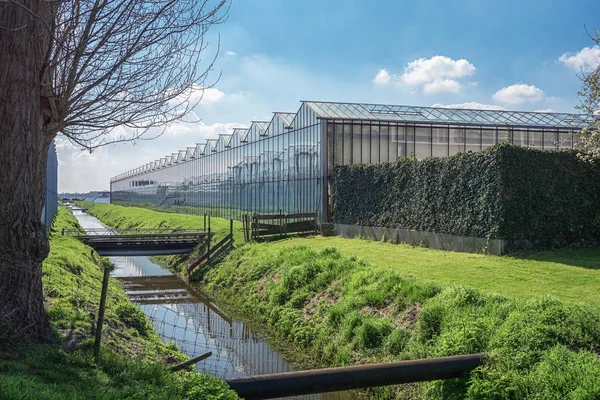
[{"left": 0, "top": 1, "right": 54, "bottom": 343}]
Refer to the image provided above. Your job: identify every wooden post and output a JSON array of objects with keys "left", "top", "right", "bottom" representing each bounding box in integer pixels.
[
  {"left": 253, "top": 214, "right": 257, "bottom": 240},
  {"left": 230, "top": 218, "right": 233, "bottom": 238},
  {"left": 246, "top": 214, "right": 251, "bottom": 242},
  {"left": 94, "top": 266, "right": 111, "bottom": 363},
  {"left": 279, "top": 209, "right": 283, "bottom": 235},
  {"left": 170, "top": 352, "right": 213, "bottom": 372},
  {"left": 207, "top": 216, "right": 211, "bottom": 264},
  {"left": 242, "top": 214, "right": 247, "bottom": 242},
  {"left": 242, "top": 215, "right": 246, "bottom": 242},
  {"left": 203, "top": 213, "right": 207, "bottom": 231},
  {"left": 248, "top": 214, "right": 252, "bottom": 242}
]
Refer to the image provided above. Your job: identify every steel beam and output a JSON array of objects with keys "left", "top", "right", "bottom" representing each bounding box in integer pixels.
[{"left": 226, "top": 353, "right": 486, "bottom": 399}]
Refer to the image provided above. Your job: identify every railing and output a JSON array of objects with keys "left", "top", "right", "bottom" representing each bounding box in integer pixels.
[
  {"left": 62, "top": 227, "right": 207, "bottom": 237},
  {"left": 243, "top": 211, "right": 319, "bottom": 241},
  {"left": 62, "top": 227, "right": 212, "bottom": 256},
  {"left": 187, "top": 219, "right": 234, "bottom": 278}
]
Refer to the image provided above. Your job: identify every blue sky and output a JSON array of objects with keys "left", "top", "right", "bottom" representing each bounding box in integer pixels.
[{"left": 58, "top": 0, "right": 600, "bottom": 192}]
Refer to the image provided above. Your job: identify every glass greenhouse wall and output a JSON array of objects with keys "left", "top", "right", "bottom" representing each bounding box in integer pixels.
[
  {"left": 111, "top": 106, "right": 321, "bottom": 220},
  {"left": 110, "top": 101, "right": 589, "bottom": 222}
]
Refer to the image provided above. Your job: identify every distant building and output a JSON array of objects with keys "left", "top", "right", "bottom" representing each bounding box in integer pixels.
[
  {"left": 110, "top": 101, "right": 590, "bottom": 222},
  {"left": 42, "top": 139, "right": 58, "bottom": 232}
]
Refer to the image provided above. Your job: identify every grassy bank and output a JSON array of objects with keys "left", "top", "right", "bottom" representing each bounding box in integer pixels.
[
  {"left": 80, "top": 204, "right": 600, "bottom": 398},
  {"left": 269, "top": 237, "right": 600, "bottom": 305},
  {"left": 205, "top": 244, "right": 600, "bottom": 399},
  {"left": 0, "top": 207, "right": 238, "bottom": 399}
]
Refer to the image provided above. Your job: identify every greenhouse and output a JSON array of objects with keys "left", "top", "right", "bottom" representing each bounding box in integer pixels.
[{"left": 110, "top": 101, "right": 590, "bottom": 221}]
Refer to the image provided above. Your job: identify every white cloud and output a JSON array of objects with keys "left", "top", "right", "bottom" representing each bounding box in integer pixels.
[
  {"left": 534, "top": 108, "right": 555, "bottom": 113},
  {"left": 197, "top": 87, "right": 225, "bottom": 104},
  {"left": 225, "top": 51, "right": 237, "bottom": 56},
  {"left": 401, "top": 56, "right": 475, "bottom": 86},
  {"left": 431, "top": 102, "right": 506, "bottom": 111},
  {"left": 372, "top": 69, "right": 391, "bottom": 85},
  {"left": 559, "top": 45, "right": 600, "bottom": 73},
  {"left": 374, "top": 55, "right": 476, "bottom": 94},
  {"left": 173, "top": 86, "right": 226, "bottom": 106},
  {"left": 423, "top": 79, "right": 462, "bottom": 94},
  {"left": 492, "top": 84, "right": 545, "bottom": 105}
]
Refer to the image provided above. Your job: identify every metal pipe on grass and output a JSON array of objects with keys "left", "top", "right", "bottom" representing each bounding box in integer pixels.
[{"left": 226, "top": 353, "right": 486, "bottom": 399}]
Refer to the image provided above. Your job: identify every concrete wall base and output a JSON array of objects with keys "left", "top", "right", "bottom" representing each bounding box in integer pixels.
[{"left": 333, "top": 223, "right": 506, "bottom": 255}]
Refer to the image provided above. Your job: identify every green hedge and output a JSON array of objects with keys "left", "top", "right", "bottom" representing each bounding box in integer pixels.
[{"left": 333, "top": 144, "right": 600, "bottom": 248}]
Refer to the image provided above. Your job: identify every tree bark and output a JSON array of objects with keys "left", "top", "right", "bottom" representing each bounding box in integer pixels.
[{"left": 0, "top": 1, "right": 55, "bottom": 343}]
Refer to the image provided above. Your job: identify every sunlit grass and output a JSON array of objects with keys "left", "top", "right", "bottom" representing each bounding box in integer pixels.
[
  {"left": 271, "top": 236, "right": 600, "bottom": 305},
  {"left": 205, "top": 243, "right": 600, "bottom": 399},
  {"left": 79, "top": 204, "right": 600, "bottom": 398},
  {"left": 0, "top": 207, "right": 238, "bottom": 400}
]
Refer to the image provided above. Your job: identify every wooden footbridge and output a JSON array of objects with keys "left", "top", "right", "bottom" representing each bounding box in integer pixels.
[{"left": 61, "top": 227, "right": 211, "bottom": 256}]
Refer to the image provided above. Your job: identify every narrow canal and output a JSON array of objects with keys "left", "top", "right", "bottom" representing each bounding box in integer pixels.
[{"left": 71, "top": 209, "right": 357, "bottom": 400}]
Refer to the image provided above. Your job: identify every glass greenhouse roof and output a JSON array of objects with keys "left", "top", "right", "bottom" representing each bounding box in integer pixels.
[
  {"left": 111, "top": 100, "right": 593, "bottom": 182},
  {"left": 252, "top": 121, "right": 269, "bottom": 133},
  {"left": 304, "top": 101, "right": 591, "bottom": 129},
  {"left": 274, "top": 112, "right": 296, "bottom": 127}
]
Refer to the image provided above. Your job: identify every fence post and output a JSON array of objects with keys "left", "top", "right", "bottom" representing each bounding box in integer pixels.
[
  {"left": 230, "top": 218, "right": 233, "bottom": 238},
  {"left": 279, "top": 209, "right": 283, "bottom": 235},
  {"left": 245, "top": 214, "right": 250, "bottom": 242},
  {"left": 94, "top": 266, "right": 111, "bottom": 363},
  {"left": 207, "top": 216, "right": 211, "bottom": 264},
  {"left": 242, "top": 214, "right": 246, "bottom": 242}
]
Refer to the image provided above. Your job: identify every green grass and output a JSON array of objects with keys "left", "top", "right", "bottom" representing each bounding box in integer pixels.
[
  {"left": 80, "top": 204, "right": 600, "bottom": 398},
  {"left": 204, "top": 243, "right": 600, "bottom": 399},
  {"left": 0, "top": 207, "right": 238, "bottom": 400},
  {"left": 268, "top": 237, "right": 600, "bottom": 305}
]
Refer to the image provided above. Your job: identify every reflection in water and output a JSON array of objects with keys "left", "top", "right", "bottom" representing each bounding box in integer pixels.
[
  {"left": 72, "top": 211, "right": 356, "bottom": 400},
  {"left": 119, "top": 272, "right": 292, "bottom": 378}
]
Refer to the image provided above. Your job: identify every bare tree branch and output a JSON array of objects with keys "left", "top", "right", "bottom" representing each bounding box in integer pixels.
[
  {"left": 575, "top": 29, "right": 600, "bottom": 161},
  {"left": 26, "top": 0, "right": 229, "bottom": 150}
]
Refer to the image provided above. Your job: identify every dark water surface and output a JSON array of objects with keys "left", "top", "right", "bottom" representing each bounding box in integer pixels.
[{"left": 71, "top": 210, "right": 358, "bottom": 400}]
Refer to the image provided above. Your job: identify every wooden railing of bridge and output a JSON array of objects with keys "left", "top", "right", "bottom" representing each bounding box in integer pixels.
[
  {"left": 62, "top": 227, "right": 208, "bottom": 236},
  {"left": 187, "top": 219, "right": 235, "bottom": 278}
]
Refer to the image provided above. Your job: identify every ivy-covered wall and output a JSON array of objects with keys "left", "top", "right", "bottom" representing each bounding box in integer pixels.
[{"left": 333, "top": 144, "right": 600, "bottom": 249}]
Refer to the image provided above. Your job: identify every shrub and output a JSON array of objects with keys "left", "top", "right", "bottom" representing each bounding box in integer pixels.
[{"left": 333, "top": 144, "right": 600, "bottom": 249}]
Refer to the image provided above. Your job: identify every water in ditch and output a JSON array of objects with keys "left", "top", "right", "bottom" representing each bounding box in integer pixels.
[{"left": 71, "top": 209, "right": 357, "bottom": 400}]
